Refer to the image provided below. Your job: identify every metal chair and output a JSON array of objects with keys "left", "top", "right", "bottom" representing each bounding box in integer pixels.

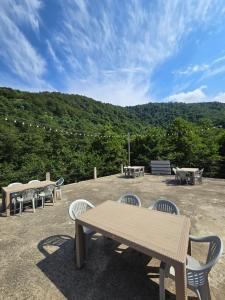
[
  {"left": 17, "top": 189, "right": 36, "bottom": 215},
  {"left": 68, "top": 199, "right": 95, "bottom": 257},
  {"left": 55, "top": 177, "right": 64, "bottom": 200},
  {"left": 159, "top": 235, "right": 223, "bottom": 300},
  {"left": 118, "top": 194, "right": 141, "bottom": 206},
  {"left": 152, "top": 198, "right": 180, "bottom": 215}
]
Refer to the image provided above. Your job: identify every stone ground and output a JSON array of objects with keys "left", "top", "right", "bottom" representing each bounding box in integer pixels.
[{"left": 0, "top": 174, "right": 225, "bottom": 300}]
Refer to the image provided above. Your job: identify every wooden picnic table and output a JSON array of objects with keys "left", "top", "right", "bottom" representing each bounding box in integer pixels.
[
  {"left": 180, "top": 168, "right": 199, "bottom": 185},
  {"left": 75, "top": 200, "right": 191, "bottom": 300},
  {"left": 1, "top": 180, "right": 56, "bottom": 216},
  {"left": 124, "top": 166, "right": 145, "bottom": 178}
]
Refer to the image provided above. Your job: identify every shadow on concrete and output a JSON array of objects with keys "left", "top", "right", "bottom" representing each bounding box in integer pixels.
[{"left": 37, "top": 235, "right": 196, "bottom": 300}]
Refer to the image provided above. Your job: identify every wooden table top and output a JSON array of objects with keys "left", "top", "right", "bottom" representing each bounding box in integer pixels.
[
  {"left": 2, "top": 180, "right": 55, "bottom": 193},
  {"left": 77, "top": 200, "right": 190, "bottom": 264}
]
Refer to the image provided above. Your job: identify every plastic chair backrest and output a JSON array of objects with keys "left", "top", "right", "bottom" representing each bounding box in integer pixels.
[
  {"left": 68, "top": 199, "right": 95, "bottom": 221},
  {"left": 172, "top": 168, "right": 177, "bottom": 174},
  {"left": 56, "top": 178, "right": 64, "bottom": 187},
  {"left": 22, "top": 189, "right": 35, "bottom": 202},
  {"left": 8, "top": 182, "right": 22, "bottom": 187},
  {"left": 187, "top": 235, "right": 223, "bottom": 287},
  {"left": 153, "top": 198, "right": 180, "bottom": 215},
  {"left": 28, "top": 180, "right": 40, "bottom": 184},
  {"left": 118, "top": 194, "right": 141, "bottom": 206}
]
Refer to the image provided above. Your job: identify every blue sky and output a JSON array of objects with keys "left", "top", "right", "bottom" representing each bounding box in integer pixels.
[{"left": 1, "top": 0, "right": 225, "bottom": 106}]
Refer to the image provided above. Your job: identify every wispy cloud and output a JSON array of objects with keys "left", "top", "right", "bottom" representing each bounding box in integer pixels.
[
  {"left": 1, "top": 0, "right": 225, "bottom": 103},
  {"left": 48, "top": 0, "right": 225, "bottom": 105},
  {"left": 0, "top": 0, "right": 51, "bottom": 90},
  {"left": 174, "top": 54, "right": 225, "bottom": 78},
  {"left": 46, "top": 40, "right": 64, "bottom": 73}
]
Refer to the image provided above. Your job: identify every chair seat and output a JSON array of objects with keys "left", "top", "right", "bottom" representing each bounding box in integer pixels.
[
  {"left": 187, "top": 255, "right": 202, "bottom": 269},
  {"left": 39, "top": 192, "right": 45, "bottom": 197},
  {"left": 83, "top": 226, "right": 95, "bottom": 235},
  {"left": 169, "top": 255, "right": 202, "bottom": 277},
  {"left": 17, "top": 197, "right": 23, "bottom": 202}
]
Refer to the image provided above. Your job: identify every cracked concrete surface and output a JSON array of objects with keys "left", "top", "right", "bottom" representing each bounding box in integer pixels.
[{"left": 0, "top": 174, "right": 224, "bottom": 299}]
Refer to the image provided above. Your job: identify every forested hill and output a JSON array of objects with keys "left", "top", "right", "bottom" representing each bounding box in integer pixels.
[
  {"left": 0, "top": 87, "right": 146, "bottom": 134},
  {"left": 1, "top": 87, "right": 225, "bottom": 187},
  {"left": 126, "top": 102, "right": 225, "bottom": 127},
  {"left": 1, "top": 87, "right": 225, "bottom": 130}
]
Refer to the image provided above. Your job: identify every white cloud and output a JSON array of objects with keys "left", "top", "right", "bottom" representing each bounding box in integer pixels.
[
  {"left": 51, "top": 0, "right": 225, "bottom": 105},
  {"left": 0, "top": 0, "right": 50, "bottom": 89},
  {"left": 163, "top": 86, "right": 225, "bottom": 103},
  {"left": 175, "top": 64, "right": 209, "bottom": 75},
  {"left": 46, "top": 40, "right": 64, "bottom": 73},
  {"left": 165, "top": 86, "right": 207, "bottom": 103},
  {"left": 1, "top": 0, "right": 42, "bottom": 31},
  {"left": 175, "top": 54, "right": 225, "bottom": 78}
]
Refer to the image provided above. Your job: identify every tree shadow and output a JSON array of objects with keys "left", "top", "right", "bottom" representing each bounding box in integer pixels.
[{"left": 37, "top": 235, "right": 196, "bottom": 300}]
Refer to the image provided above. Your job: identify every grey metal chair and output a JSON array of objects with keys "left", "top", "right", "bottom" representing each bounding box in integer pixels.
[
  {"left": 118, "top": 194, "right": 141, "bottom": 206},
  {"left": 55, "top": 177, "right": 64, "bottom": 200},
  {"left": 152, "top": 198, "right": 180, "bottom": 215},
  {"left": 17, "top": 189, "right": 36, "bottom": 215},
  {"left": 159, "top": 235, "right": 223, "bottom": 300},
  {"left": 68, "top": 199, "right": 95, "bottom": 257}
]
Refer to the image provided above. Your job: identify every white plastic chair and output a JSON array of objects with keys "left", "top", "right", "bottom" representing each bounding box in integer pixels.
[
  {"left": 152, "top": 198, "right": 180, "bottom": 215},
  {"left": 17, "top": 189, "right": 36, "bottom": 215},
  {"left": 172, "top": 168, "right": 179, "bottom": 182},
  {"left": 159, "top": 235, "right": 223, "bottom": 300},
  {"left": 176, "top": 169, "right": 189, "bottom": 184},
  {"left": 68, "top": 199, "right": 95, "bottom": 257},
  {"left": 8, "top": 182, "right": 23, "bottom": 214},
  {"left": 39, "top": 185, "right": 55, "bottom": 207},
  {"left": 118, "top": 194, "right": 141, "bottom": 206},
  {"left": 28, "top": 180, "right": 40, "bottom": 184},
  {"left": 194, "top": 168, "right": 204, "bottom": 184},
  {"left": 55, "top": 177, "right": 64, "bottom": 200}
]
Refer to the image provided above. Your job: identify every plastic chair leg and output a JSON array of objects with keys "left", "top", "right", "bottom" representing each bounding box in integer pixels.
[
  {"left": 32, "top": 199, "right": 35, "bottom": 213},
  {"left": 19, "top": 202, "right": 23, "bottom": 216}
]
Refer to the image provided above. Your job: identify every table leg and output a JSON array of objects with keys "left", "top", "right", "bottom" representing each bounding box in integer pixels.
[
  {"left": 5, "top": 192, "right": 10, "bottom": 217},
  {"left": 53, "top": 186, "right": 57, "bottom": 203},
  {"left": 188, "top": 239, "right": 192, "bottom": 255},
  {"left": 75, "top": 221, "right": 85, "bottom": 268},
  {"left": 175, "top": 262, "right": 187, "bottom": 300}
]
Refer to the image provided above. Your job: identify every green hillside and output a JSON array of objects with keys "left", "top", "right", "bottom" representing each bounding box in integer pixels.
[
  {"left": 127, "top": 102, "right": 225, "bottom": 127},
  {"left": 1, "top": 87, "right": 225, "bottom": 188}
]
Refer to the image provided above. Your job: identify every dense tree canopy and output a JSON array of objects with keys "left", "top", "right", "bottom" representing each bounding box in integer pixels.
[{"left": 1, "top": 87, "right": 225, "bottom": 188}]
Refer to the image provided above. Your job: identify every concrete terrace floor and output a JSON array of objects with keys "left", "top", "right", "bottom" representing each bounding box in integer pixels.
[{"left": 0, "top": 174, "right": 225, "bottom": 300}]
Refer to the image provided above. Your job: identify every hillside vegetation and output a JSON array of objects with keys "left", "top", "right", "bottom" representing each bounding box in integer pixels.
[{"left": 1, "top": 87, "right": 225, "bottom": 188}]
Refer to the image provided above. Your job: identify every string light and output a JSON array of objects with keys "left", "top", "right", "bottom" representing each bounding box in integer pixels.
[{"left": 6, "top": 115, "right": 220, "bottom": 139}]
